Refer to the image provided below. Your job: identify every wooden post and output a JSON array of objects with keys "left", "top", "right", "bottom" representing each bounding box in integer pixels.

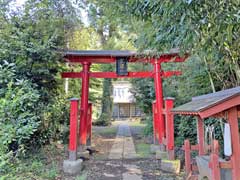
[
  {"left": 165, "top": 97, "right": 175, "bottom": 160},
  {"left": 184, "top": 139, "right": 191, "bottom": 176},
  {"left": 68, "top": 98, "right": 79, "bottom": 160},
  {"left": 209, "top": 140, "right": 220, "bottom": 180},
  {"left": 228, "top": 107, "right": 240, "bottom": 180},
  {"left": 197, "top": 116, "right": 205, "bottom": 155}
]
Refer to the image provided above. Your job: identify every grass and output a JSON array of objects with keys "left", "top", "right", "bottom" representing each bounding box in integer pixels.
[
  {"left": 135, "top": 143, "right": 151, "bottom": 158},
  {"left": 0, "top": 144, "right": 63, "bottom": 180},
  {"left": 131, "top": 120, "right": 151, "bottom": 158},
  {"left": 128, "top": 120, "right": 146, "bottom": 127},
  {"left": 19, "top": 151, "right": 60, "bottom": 179},
  {"left": 93, "top": 120, "right": 146, "bottom": 137},
  {"left": 1, "top": 158, "right": 60, "bottom": 180},
  {"left": 93, "top": 126, "right": 118, "bottom": 137}
]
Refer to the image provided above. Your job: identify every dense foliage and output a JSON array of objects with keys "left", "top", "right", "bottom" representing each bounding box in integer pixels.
[
  {"left": 127, "top": 0, "right": 239, "bottom": 145},
  {"left": 0, "top": 0, "right": 78, "bottom": 177}
]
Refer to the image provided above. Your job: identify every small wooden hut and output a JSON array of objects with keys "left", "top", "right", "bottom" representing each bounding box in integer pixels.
[{"left": 172, "top": 86, "right": 240, "bottom": 180}]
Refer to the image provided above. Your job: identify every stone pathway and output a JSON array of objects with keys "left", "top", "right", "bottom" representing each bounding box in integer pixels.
[
  {"left": 83, "top": 120, "right": 182, "bottom": 180},
  {"left": 108, "top": 122, "right": 137, "bottom": 159},
  {"left": 108, "top": 121, "right": 142, "bottom": 180}
]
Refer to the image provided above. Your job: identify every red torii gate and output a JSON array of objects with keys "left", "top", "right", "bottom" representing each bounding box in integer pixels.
[{"left": 62, "top": 50, "right": 187, "bottom": 162}]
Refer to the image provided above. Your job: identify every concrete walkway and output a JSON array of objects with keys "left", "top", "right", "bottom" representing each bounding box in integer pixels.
[{"left": 108, "top": 121, "right": 142, "bottom": 180}]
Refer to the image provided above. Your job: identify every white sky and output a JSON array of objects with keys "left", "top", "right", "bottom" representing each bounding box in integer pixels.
[{"left": 15, "top": 0, "right": 26, "bottom": 6}]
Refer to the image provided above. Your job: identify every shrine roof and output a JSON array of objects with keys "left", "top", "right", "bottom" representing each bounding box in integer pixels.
[{"left": 172, "top": 86, "right": 240, "bottom": 118}]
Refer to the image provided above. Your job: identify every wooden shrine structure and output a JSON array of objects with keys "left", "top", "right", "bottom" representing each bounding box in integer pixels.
[
  {"left": 172, "top": 86, "right": 240, "bottom": 180},
  {"left": 61, "top": 50, "right": 187, "bottom": 163}
]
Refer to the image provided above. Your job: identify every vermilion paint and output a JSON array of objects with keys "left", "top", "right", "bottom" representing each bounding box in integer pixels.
[
  {"left": 69, "top": 99, "right": 79, "bottom": 152},
  {"left": 79, "top": 62, "right": 91, "bottom": 145}
]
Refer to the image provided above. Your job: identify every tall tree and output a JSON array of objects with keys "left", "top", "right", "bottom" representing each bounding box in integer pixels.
[
  {"left": 84, "top": 0, "right": 135, "bottom": 125},
  {"left": 68, "top": 27, "right": 104, "bottom": 119}
]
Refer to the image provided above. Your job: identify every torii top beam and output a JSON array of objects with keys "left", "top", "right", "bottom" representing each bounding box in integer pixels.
[
  {"left": 63, "top": 50, "right": 188, "bottom": 64},
  {"left": 62, "top": 50, "right": 188, "bottom": 79}
]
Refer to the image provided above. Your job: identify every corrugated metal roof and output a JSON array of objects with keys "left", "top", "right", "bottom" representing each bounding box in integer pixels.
[{"left": 172, "top": 86, "right": 240, "bottom": 113}]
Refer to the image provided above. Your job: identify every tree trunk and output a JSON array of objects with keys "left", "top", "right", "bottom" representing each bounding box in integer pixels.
[
  {"left": 98, "top": 77, "right": 113, "bottom": 125},
  {"left": 203, "top": 57, "right": 216, "bottom": 92}
]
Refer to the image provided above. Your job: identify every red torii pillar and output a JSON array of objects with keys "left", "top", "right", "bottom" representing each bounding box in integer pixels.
[
  {"left": 68, "top": 98, "right": 79, "bottom": 160},
  {"left": 153, "top": 60, "right": 165, "bottom": 149},
  {"left": 79, "top": 62, "right": 91, "bottom": 148},
  {"left": 165, "top": 97, "right": 175, "bottom": 159}
]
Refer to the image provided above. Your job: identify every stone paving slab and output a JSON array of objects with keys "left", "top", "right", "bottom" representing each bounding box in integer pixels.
[
  {"left": 108, "top": 121, "right": 142, "bottom": 180},
  {"left": 108, "top": 122, "right": 137, "bottom": 159},
  {"left": 122, "top": 164, "right": 142, "bottom": 180},
  {"left": 123, "top": 137, "right": 137, "bottom": 159}
]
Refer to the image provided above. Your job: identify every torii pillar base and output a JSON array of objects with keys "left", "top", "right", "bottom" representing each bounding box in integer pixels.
[
  {"left": 63, "top": 159, "right": 83, "bottom": 175},
  {"left": 63, "top": 98, "right": 83, "bottom": 175}
]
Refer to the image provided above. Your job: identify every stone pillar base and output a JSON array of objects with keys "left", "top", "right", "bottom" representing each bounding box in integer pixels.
[
  {"left": 156, "top": 150, "right": 168, "bottom": 160},
  {"left": 160, "top": 159, "right": 181, "bottom": 174},
  {"left": 150, "top": 144, "right": 161, "bottom": 154},
  {"left": 63, "top": 159, "right": 83, "bottom": 175},
  {"left": 159, "top": 144, "right": 166, "bottom": 151},
  {"left": 167, "top": 150, "right": 175, "bottom": 160}
]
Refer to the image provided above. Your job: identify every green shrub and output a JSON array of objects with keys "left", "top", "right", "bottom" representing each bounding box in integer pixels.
[
  {"left": 94, "top": 113, "right": 111, "bottom": 126},
  {"left": 143, "top": 115, "right": 153, "bottom": 136},
  {"left": 175, "top": 115, "right": 197, "bottom": 146},
  {"left": 39, "top": 93, "right": 70, "bottom": 144},
  {"left": 0, "top": 80, "right": 40, "bottom": 149},
  {"left": 0, "top": 62, "right": 40, "bottom": 174}
]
